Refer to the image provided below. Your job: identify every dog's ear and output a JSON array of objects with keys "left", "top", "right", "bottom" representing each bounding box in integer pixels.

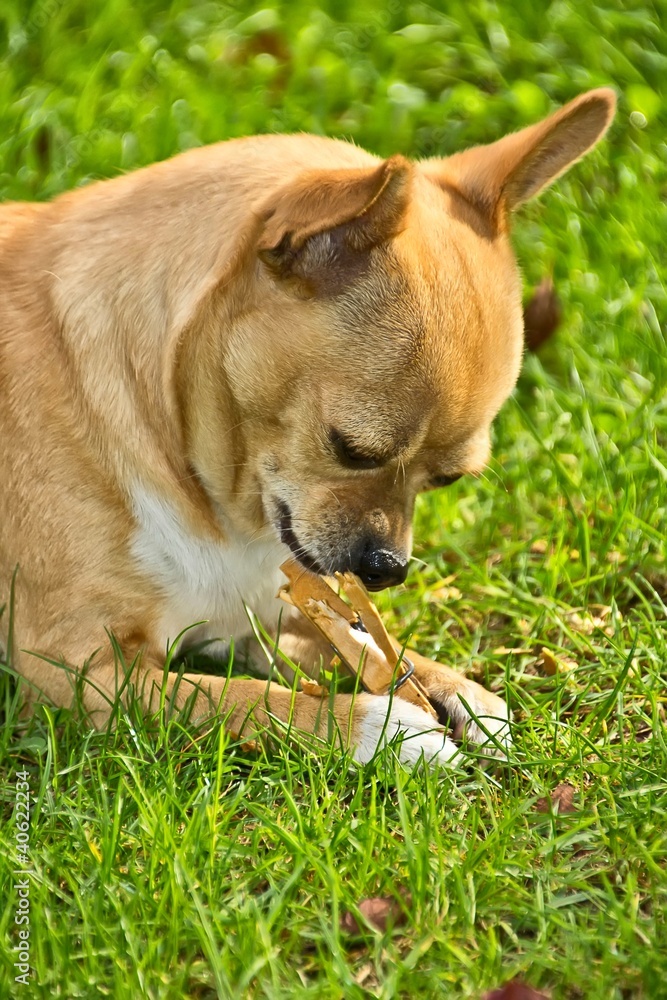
[
  {"left": 437, "top": 88, "right": 616, "bottom": 226},
  {"left": 257, "top": 155, "right": 412, "bottom": 293}
]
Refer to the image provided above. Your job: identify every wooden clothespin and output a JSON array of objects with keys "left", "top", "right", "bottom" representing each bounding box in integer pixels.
[{"left": 278, "top": 559, "right": 436, "bottom": 719}]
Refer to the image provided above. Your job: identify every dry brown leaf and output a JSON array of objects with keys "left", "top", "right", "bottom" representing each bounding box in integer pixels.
[
  {"left": 536, "top": 782, "right": 577, "bottom": 814},
  {"left": 530, "top": 539, "right": 548, "bottom": 555},
  {"left": 552, "top": 783, "right": 576, "bottom": 812},
  {"left": 339, "top": 896, "right": 407, "bottom": 935},
  {"left": 484, "top": 981, "right": 550, "bottom": 1000},
  {"left": 536, "top": 648, "right": 577, "bottom": 676},
  {"left": 537, "top": 647, "right": 559, "bottom": 676}
]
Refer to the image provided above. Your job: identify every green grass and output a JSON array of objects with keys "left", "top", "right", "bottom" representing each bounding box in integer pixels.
[{"left": 1, "top": 1, "right": 666, "bottom": 997}]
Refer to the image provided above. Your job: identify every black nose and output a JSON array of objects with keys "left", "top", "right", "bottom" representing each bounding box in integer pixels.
[{"left": 355, "top": 547, "right": 408, "bottom": 591}]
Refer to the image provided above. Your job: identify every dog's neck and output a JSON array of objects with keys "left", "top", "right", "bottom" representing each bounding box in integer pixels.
[{"left": 26, "top": 154, "right": 261, "bottom": 527}]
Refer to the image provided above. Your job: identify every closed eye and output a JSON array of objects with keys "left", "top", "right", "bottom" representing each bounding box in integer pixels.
[
  {"left": 328, "top": 427, "right": 388, "bottom": 470},
  {"left": 430, "top": 473, "right": 463, "bottom": 488}
]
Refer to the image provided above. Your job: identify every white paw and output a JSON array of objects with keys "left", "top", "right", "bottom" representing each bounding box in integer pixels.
[
  {"left": 353, "top": 696, "right": 459, "bottom": 768},
  {"left": 446, "top": 683, "right": 511, "bottom": 757}
]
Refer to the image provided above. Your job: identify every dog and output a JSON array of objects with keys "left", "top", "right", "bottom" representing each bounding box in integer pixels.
[{"left": 0, "top": 88, "right": 615, "bottom": 766}]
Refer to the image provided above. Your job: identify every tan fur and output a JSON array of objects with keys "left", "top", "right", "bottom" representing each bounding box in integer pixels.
[{"left": 0, "top": 89, "right": 615, "bottom": 761}]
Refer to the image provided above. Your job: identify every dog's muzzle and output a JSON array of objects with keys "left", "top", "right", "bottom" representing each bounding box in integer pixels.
[{"left": 274, "top": 499, "right": 408, "bottom": 590}]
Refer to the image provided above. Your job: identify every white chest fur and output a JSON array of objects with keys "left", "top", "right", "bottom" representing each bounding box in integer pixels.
[{"left": 129, "top": 484, "right": 286, "bottom": 651}]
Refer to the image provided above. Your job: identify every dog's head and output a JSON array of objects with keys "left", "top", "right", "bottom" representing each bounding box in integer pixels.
[{"left": 190, "top": 89, "right": 615, "bottom": 589}]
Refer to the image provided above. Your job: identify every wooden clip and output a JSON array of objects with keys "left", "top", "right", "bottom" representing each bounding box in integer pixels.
[{"left": 279, "top": 560, "right": 436, "bottom": 718}]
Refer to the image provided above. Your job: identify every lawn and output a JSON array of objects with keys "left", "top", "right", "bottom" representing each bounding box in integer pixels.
[{"left": 1, "top": 1, "right": 666, "bottom": 997}]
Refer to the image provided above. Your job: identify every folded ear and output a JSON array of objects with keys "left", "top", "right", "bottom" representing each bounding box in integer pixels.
[
  {"left": 257, "top": 155, "right": 412, "bottom": 293},
  {"left": 437, "top": 88, "right": 616, "bottom": 226}
]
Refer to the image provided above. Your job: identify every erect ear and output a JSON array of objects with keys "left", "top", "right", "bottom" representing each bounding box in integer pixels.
[
  {"left": 257, "top": 155, "right": 412, "bottom": 293},
  {"left": 437, "top": 88, "right": 616, "bottom": 226}
]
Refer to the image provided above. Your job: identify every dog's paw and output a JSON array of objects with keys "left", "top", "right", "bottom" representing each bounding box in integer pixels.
[
  {"left": 351, "top": 694, "right": 459, "bottom": 768},
  {"left": 407, "top": 651, "right": 511, "bottom": 758},
  {"left": 445, "top": 683, "right": 511, "bottom": 758}
]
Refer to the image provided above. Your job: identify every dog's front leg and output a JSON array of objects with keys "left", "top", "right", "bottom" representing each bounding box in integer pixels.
[
  {"left": 100, "top": 651, "right": 462, "bottom": 766},
  {"left": 18, "top": 634, "right": 455, "bottom": 767},
  {"left": 269, "top": 613, "right": 510, "bottom": 756}
]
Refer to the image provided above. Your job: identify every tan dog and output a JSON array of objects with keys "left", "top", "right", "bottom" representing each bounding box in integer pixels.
[{"left": 0, "top": 89, "right": 615, "bottom": 766}]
